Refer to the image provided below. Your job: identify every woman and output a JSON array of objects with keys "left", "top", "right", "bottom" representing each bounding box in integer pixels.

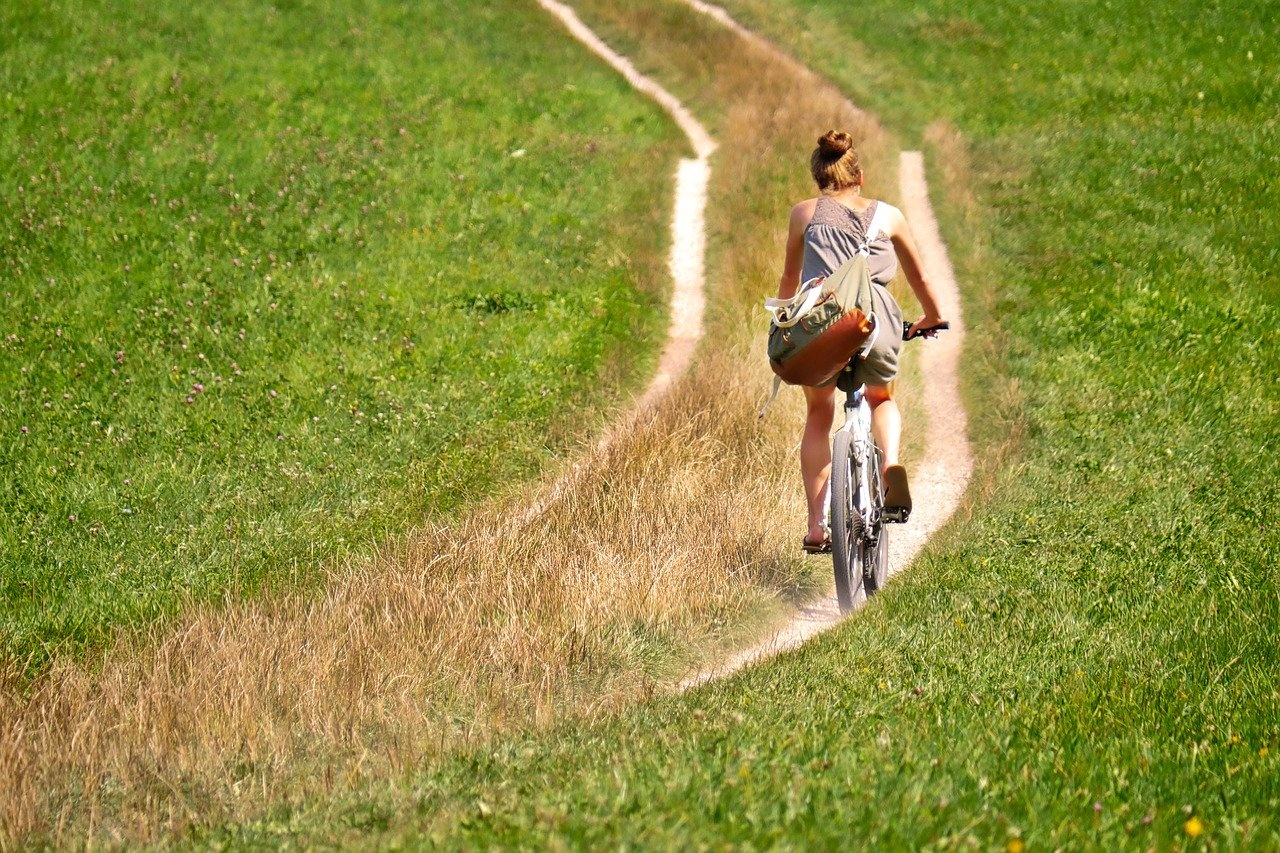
[{"left": 778, "top": 130, "right": 946, "bottom": 552}]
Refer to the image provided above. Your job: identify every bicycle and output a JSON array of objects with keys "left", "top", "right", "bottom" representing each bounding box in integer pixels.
[{"left": 829, "top": 319, "right": 948, "bottom": 611}]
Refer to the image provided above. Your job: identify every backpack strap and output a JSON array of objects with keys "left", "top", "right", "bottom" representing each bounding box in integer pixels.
[
  {"left": 763, "top": 277, "right": 824, "bottom": 328},
  {"left": 758, "top": 374, "right": 783, "bottom": 419},
  {"left": 758, "top": 278, "right": 823, "bottom": 418},
  {"left": 865, "top": 200, "right": 892, "bottom": 242}
]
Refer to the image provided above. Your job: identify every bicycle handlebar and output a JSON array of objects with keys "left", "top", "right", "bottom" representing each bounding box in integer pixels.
[{"left": 902, "top": 320, "right": 951, "bottom": 341}]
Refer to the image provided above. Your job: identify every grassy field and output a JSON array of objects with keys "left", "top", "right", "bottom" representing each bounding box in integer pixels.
[
  {"left": 178, "top": 0, "right": 1279, "bottom": 846},
  {"left": 0, "top": 0, "right": 682, "bottom": 670}
]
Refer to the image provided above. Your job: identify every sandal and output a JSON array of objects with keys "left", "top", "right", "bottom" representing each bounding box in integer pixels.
[{"left": 802, "top": 533, "right": 832, "bottom": 554}]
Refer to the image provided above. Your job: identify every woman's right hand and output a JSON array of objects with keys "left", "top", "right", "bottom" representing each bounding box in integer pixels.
[{"left": 904, "top": 317, "right": 949, "bottom": 340}]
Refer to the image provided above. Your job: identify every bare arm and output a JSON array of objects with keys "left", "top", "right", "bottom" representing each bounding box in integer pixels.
[
  {"left": 884, "top": 206, "right": 946, "bottom": 337},
  {"left": 777, "top": 199, "right": 816, "bottom": 300}
]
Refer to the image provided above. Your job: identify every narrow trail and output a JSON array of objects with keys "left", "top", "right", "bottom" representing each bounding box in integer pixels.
[
  {"left": 538, "top": 0, "right": 972, "bottom": 688},
  {"left": 537, "top": 0, "right": 713, "bottom": 413},
  {"left": 523, "top": 0, "right": 714, "bottom": 524}
]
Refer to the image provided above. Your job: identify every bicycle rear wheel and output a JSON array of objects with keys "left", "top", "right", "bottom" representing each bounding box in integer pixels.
[
  {"left": 862, "top": 445, "right": 890, "bottom": 595},
  {"left": 830, "top": 430, "right": 864, "bottom": 611}
]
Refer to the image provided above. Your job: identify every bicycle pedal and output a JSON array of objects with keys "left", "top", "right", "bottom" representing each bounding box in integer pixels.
[{"left": 882, "top": 507, "right": 910, "bottom": 524}]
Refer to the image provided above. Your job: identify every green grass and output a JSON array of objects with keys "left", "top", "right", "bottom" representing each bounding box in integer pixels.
[
  {"left": 0, "top": 0, "right": 684, "bottom": 671},
  {"left": 180, "top": 0, "right": 1280, "bottom": 846}
]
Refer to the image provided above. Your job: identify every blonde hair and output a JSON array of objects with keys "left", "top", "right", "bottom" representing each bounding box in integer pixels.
[{"left": 810, "top": 130, "right": 862, "bottom": 192}]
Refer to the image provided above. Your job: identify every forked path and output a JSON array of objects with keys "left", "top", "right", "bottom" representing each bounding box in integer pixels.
[{"left": 538, "top": 0, "right": 972, "bottom": 687}]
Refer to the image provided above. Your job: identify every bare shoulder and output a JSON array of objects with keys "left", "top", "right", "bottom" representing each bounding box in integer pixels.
[{"left": 789, "top": 197, "right": 819, "bottom": 228}]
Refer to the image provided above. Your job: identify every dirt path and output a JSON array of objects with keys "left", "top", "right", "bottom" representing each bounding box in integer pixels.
[
  {"left": 537, "top": 0, "right": 713, "bottom": 413},
  {"left": 521, "top": 0, "right": 715, "bottom": 524},
  {"left": 537, "top": 0, "right": 972, "bottom": 687}
]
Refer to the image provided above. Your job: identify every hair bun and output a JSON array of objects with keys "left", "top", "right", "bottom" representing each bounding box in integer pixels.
[{"left": 817, "top": 130, "right": 853, "bottom": 158}]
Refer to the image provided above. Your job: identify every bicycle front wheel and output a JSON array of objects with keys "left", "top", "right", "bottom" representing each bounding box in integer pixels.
[{"left": 830, "top": 430, "right": 864, "bottom": 611}]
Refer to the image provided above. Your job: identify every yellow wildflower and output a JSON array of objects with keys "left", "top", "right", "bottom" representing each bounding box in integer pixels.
[{"left": 1184, "top": 816, "right": 1204, "bottom": 837}]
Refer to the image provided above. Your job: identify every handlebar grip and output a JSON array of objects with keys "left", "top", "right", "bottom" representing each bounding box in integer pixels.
[{"left": 902, "top": 320, "right": 951, "bottom": 341}]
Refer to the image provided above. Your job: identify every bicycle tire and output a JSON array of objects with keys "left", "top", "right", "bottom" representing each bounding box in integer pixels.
[
  {"left": 830, "top": 430, "right": 864, "bottom": 611},
  {"left": 862, "top": 445, "right": 891, "bottom": 595}
]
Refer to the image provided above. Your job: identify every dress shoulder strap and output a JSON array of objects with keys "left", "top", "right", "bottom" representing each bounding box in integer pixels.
[{"left": 866, "top": 200, "right": 901, "bottom": 242}]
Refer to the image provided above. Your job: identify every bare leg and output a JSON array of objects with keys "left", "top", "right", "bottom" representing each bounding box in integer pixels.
[
  {"left": 866, "top": 384, "right": 900, "bottom": 470},
  {"left": 801, "top": 384, "right": 836, "bottom": 543},
  {"left": 867, "top": 383, "right": 912, "bottom": 514}
]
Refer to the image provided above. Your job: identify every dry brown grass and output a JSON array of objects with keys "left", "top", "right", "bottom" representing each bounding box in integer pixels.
[{"left": 0, "top": 0, "right": 897, "bottom": 843}]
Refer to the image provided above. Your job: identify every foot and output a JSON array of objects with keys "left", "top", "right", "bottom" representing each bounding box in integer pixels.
[
  {"left": 883, "top": 464, "right": 911, "bottom": 523},
  {"left": 802, "top": 528, "right": 831, "bottom": 554}
]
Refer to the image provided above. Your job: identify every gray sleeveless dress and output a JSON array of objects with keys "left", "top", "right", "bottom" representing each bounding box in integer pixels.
[{"left": 801, "top": 197, "right": 905, "bottom": 386}]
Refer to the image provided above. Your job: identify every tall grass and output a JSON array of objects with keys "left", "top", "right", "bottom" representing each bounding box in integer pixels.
[{"left": 0, "top": 0, "right": 910, "bottom": 843}]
